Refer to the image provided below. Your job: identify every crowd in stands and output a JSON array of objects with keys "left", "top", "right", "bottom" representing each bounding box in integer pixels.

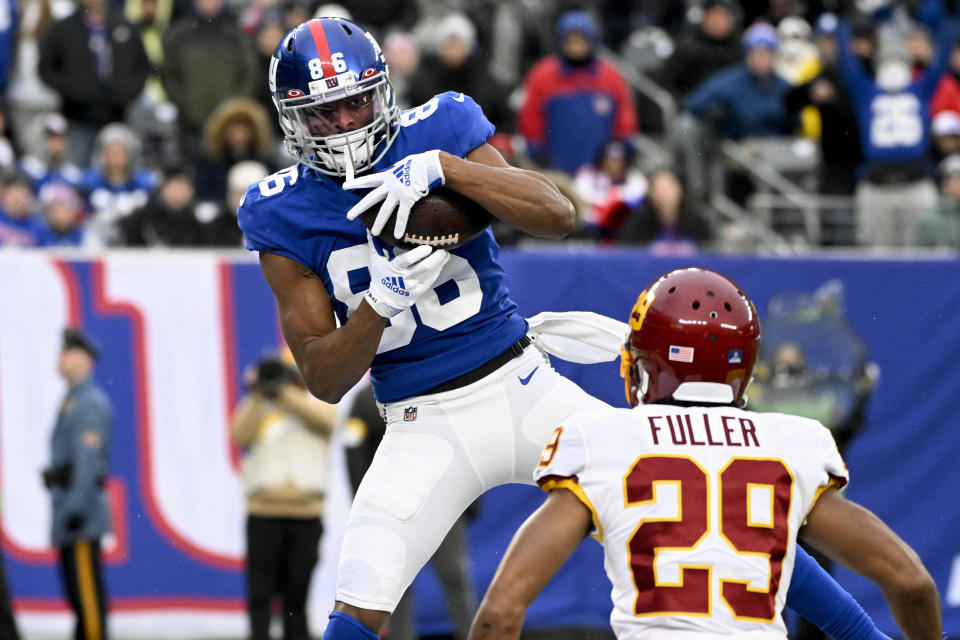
[{"left": 0, "top": 0, "right": 959, "bottom": 250}]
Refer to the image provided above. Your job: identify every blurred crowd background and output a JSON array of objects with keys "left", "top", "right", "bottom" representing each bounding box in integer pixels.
[{"left": 0, "top": 0, "right": 960, "bottom": 252}]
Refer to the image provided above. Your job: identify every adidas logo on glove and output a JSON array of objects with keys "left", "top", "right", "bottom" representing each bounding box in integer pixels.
[
  {"left": 391, "top": 160, "right": 413, "bottom": 187},
  {"left": 381, "top": 276, "right": 409, "bottom": 296}
]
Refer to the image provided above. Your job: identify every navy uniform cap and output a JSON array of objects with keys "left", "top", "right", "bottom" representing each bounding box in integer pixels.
[{"left": 62, "top": 327, "right": 100, "bottom": 360}]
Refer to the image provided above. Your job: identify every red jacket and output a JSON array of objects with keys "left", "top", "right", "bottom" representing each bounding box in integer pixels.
[{"left": 930, "top": 72, "right": 960, "bottom": 116}]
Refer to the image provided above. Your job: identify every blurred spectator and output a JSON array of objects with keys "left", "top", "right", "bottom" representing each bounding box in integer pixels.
[
  {"left": 0, "top": 101, "right": 17, "bottom": 175},
  {"left": 929, "top": 36, "right": 960, "bottom": 117},
  {"left": 250, "top": 17, "right": 286, "bottom": 134},
  {"left": 848, "top": 14, "right": 877, "bottom": 76},
  {"left": 20, "top": 113, "right": 84, "bottom": 193},
  {"left": 685, "top": 21, "right": 797, "bottom": 141},
  {"left": 0, "top": 173, "right": 45, "bottom": 246},
  {"left": 38, "top": 0, "right": 151, "bottom": 167},
  {"left": 36, "top": 182, "right": 86, "bottom": 246},
  {"left": 615, "top": 168, "right": 713, "bottom": 253},
  {"left": 600, "top": 0, "right": 684, "bottom": 52},
  {"left": 836, "top": 18, "right": 956, "bottom": 247},
  {"left": 776, "top": 16, "right": 823, "bottom": 144},
  {"left": 44, "top": 327, "right": 113, "bottom": 640},
  {"left": 278, "top": 0, "right": 311, "bottom": 32},
  {"left": 784, "top": 14, "right": 862, "bottom": 200},
  {"left": 0, "top": 0, "right": 16, "bottom": 96},
  {"left": 907, "top": 24, "right": 935, "bottom": 79},
  {"left": 406, "top": 13, "right": 511, "bottom": 132},
  {"left": 125, "top": 0, "right": 174, "bottom": 104},
  {"left": 517, "top": 11, "right": 638, "bottom": 174},
  {"left": 382, "top": 31, "right": 420, "bottom": 108},
  {"left": 343, "top": 0, "right": 417, "bottom": 34},
  {"left": 931, "top": 110, "right": 960, "bottom": 164},
  {"left": 6, "top": 0, "right": 60, "bottom": 152},
  {"left": 196, "top": 97, "right": 277, "bottom": 202},
  {"left": 117, "top": 167, "right": 212, "bottom": 246},
  {"left": 572, "top": 139, "right": 647, "bottom": 240},
  {"left": 231, "top": 353, "right": 335, "bottom": 640},
  {"left": 80, "top": 123, "right": 156, "bottom": 246},
  {"left": 659, "top": 0, "right": 741, "bottom": 99},
  {"left": 487, "top": 0, "right": 554, "bottom": 88},
  {"left": 915, "top": 153, "right": 960, "bottom": 247},
  {"left": 775, "top": 16, "right": 819, "bottom": 86},
  {"left": 162, "top": 0, "right": 258, "bottom": 158},
  {"left": 199, "top": 160, "right": 264, "bottom": 246}
]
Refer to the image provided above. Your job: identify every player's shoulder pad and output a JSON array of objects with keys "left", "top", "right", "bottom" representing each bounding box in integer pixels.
[
  {"left": 400, "top": 92, "right": 493, "bottom": 156},
  {"left": 533, "top": 421, "right": 588, "bottom": 484},
  {"left": 400, "top": 91, "right": 484, "bottom": 129},
  {"left": 236, "top": 164, "right": 301, "bottom": 220}
]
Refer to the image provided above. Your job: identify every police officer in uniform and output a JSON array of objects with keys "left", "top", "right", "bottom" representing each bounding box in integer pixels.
[{"left": 43, "top": 327, "right": 112, "bottom": 640}]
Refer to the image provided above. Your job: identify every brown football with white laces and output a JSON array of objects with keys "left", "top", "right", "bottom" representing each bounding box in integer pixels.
[{"left": 358, "top": 186, "right": 493, "bottom": 250}]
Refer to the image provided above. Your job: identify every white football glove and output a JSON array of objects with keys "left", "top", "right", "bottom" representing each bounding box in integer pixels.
[
  {"left": 344, "top": 149, "right": 445, "bottom": 240},
  {"left": 364, "top": 234, "right": 450, "bottom": 318}
]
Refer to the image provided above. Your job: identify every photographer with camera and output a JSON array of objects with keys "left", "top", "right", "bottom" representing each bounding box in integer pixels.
[{"left": 230, "top": 352, "right": 337, "bottom": 640}]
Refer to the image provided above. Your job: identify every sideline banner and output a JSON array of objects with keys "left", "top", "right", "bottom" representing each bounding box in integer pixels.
[{"left": 0, "top": 249, "right": 957, "bottom": 638}]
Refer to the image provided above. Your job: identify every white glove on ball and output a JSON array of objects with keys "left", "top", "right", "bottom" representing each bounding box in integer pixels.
[
  {"left": 364, "top": 234, "right": 450, "bottom": 318},
  {"left": 344, "top": 150, "right": 445, "bottom": 240}
]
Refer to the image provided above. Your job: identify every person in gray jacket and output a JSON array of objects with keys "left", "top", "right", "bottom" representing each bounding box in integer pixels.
[{"left": 43, "top": 327, "right": 113, "bottom": 640}]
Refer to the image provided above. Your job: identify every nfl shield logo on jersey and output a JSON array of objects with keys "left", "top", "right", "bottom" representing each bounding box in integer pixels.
[{"left": 403, "top": 406, "right": 418, "bottom": 421}]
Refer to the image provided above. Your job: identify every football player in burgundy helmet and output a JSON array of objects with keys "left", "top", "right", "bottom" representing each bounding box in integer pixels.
[
  {"left": 269, "top": 18, "right": 400, "bottom": 178},
  {"left": 620, "top": 267, "right": 761, "bottom": 407},
  {"left": 469, "top": 269, "right": 942, "bottom": 640}
]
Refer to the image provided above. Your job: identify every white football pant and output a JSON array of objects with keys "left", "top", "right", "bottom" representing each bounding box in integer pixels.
[{"left": 335, "top": 345, "right": 610, "bottom": 611}]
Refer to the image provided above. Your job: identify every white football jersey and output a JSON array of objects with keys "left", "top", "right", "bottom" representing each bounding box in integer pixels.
[{"left": 534, "top": 404, "right": 848, "bottom": 640}]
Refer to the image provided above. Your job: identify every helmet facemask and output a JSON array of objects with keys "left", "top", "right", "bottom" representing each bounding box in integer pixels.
[
  {"left": 620, "top": 342, "right": 649, "bottom": 407},
  {"left": 275, "top": 72, "right": 399, "bottom": 179}
]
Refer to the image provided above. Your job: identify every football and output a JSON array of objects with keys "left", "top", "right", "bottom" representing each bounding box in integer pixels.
[{"left": 358, "top": 186, "right": 493, "bottom": 250}]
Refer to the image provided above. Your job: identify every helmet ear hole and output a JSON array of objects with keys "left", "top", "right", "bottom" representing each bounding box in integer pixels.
[
  {"left": 692, "top": 300, "right": 700, "bottom": 310},
  {"left": 709, "top": 311, "right": 719, "bottom": 319}
]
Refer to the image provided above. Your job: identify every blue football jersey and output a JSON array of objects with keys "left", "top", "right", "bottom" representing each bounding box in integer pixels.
[{"left": 238, "top": 92, "right": 528, "bottom": 403}]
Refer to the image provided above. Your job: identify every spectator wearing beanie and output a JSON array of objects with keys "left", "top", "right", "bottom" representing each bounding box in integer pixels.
[
  {"left": 517, "top": 10, "right": 638, "bottom": 174},
  {"left": 685, "top": 21, "right": 797, "bottom": 141}
]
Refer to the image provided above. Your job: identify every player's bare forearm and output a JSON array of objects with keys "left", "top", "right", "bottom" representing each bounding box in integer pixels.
[
  {"left": 292, "top": 301, "right": 386, "bottom": 403},
  {"left": 469, "top": 489, "right": 592, "bottom": 640},
  {"left": 801, "top": 489, "right": 942, "bottom": 640},
  {"left": 260, "top": 251, "right": 387, "bottom": 403},
  {"left": 440, "top": 146, "right": 575, "bottom": 238}
]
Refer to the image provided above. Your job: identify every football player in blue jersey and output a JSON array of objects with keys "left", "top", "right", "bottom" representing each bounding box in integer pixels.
[
  {"left": 237, "top": 16, "right": 611, "bottom": 639},
  {"left": 238, "top": 18, "right": 931, "bottom": 640}
]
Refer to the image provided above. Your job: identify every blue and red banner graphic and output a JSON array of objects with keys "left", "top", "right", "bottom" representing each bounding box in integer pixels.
[{"left": 0, "top": 250, "right": 957, "bottom": 638}]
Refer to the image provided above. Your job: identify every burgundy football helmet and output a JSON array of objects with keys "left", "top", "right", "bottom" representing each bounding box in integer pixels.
[{"left": 620, "top": 268, "right": 761, "bottom": 407}]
